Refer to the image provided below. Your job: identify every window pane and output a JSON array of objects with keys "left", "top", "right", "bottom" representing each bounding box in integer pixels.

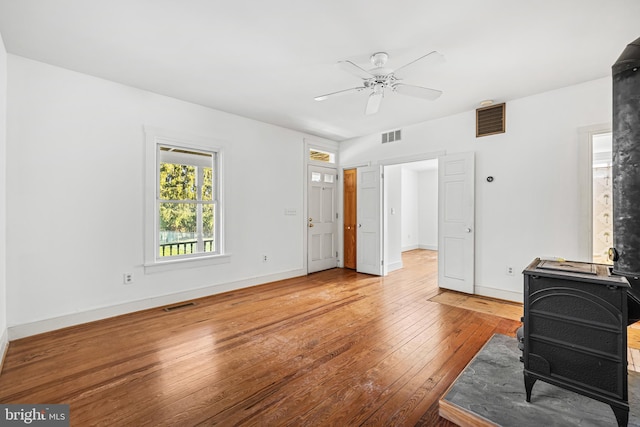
[
  {"left": 203, "top": 203, "right": 215, "bottom": 253},
  {"left": 159, "top": 202, "right": 197, "bottom": 257},
  {"left": 202, "top": 167, "right": 213, "bottom": 201},
  {"left": 160, "top": 163, "right": 197, "bottom": 201},
  {"left": 309, "top": 148, "right": 335, "bottom": 163},
  {"left": 324, "top": 174, "right": 334, "bottom": 183},
  {"left": 158, "top": 202, "right": 216, "bottom": 257},
  {"left": 311, "top": 172, "right": 321, "bottom": 182}
]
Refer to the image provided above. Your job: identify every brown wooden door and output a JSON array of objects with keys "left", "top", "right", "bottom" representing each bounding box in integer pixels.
[{"left": 343, "top": 168, "right": 357, "bottom": 269}]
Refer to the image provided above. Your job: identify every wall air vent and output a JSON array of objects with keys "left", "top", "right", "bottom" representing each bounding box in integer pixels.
[
  {"left": 476, "top": 103, "right": 505, "bottom": 137},
  {"left": 382, "top": 129, "right": 402, "bottom": 144}
]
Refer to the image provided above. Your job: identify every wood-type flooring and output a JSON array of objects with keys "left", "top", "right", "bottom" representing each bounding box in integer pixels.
[{"left": 0, "top": 250, "right": 520, "bottom": 426}]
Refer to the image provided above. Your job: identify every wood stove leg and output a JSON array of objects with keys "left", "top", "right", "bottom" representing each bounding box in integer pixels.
[
  {"left": 611, "top": 405, "right": 629, "bottom": 427},
  {"left": 524, "top": 373, "right": 536, "bottom": 402}
]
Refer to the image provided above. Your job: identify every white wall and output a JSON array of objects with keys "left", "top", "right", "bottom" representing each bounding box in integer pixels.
[
  {"left": 6, "top": 55, "right": 334, "bottom": 337},
  {"left": 400, "top": 169, "right": 419, "bottom": 251},
  {"left": 418, "top": 169, "right": 438, "bottom": 250},
  {"left": 0, "top": 33, "right": 8, "bottom": 358},
  {"left": 384, "top": 165, "right": 402, "bottom": 272},
  {"left": 341, "top": 77, "right": 611, "bottom": 302}
]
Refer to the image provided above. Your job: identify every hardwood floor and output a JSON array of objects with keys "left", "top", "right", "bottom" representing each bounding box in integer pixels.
[{"left": 0, "top": 250, "right": 520, "bottom": 426}]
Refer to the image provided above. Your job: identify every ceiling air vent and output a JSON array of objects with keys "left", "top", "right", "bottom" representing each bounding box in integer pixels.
[
  {"left": 382, "top": 129, "right": 402, "bottom": 144},
  {"left": 476, "top": 103, "right": 505, "bottom": 137}
]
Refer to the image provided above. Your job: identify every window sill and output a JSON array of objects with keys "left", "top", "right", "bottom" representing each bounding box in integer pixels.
[{"left": 144, "top": 253, "right": 231, "bottom": 274}]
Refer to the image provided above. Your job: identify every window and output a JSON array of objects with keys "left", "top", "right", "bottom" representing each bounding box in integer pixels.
[
  {"left": 592, "top": 132, "right": 612, "bottom": 264},
  {"left": 145, "top": 127, "right": 227, "bottom": 269},
  {"left": 309, "top": 148, "right": 335, "bottom": 164},
  {"left": 158, "top": 146, "right": 217, "bottom": 258}
]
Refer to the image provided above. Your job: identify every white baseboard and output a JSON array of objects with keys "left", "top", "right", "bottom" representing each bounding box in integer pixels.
[
  {"left": 8, "top": 268, "right": 306, "bottom": 340},
  {"left": 387, "top": 261, "right": 403, "bottom": 273},
  {"left": 474, "top": 285, "right": 523, "bottom": 304},
  {"left": 419, "top": 244, "right": 438, "bottom": 251},
  {"left": 0, "top": 328, "right": 8, "bottom": 374}
]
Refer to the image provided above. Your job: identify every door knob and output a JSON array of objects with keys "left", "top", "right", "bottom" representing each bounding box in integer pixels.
[
  {"left": 465, "top": 227, "right": 472, "bottom": 233},
  {"left": 309, "top": 223, "right": 314, "bottom": 228},
  {"left": 358, "top": 224, "right": 362, "bottom": 228},
  {"left": 308, "top": 217, "right": 313, "bottom": 222}
]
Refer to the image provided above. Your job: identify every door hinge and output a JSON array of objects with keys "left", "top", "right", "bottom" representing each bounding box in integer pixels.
[
  {"left": 336, "top": 212, "right": 338, "bottom": 219},
  {"left": 336, "top": 174, "right": 339, "bottom": 180},
  {"left": 336, "top": 251, "right": 338, "bottom": 258},
  {"left": 381, "top": 173, "right": 384, "bottom": 179},
  {"left": 381, "top": 260, "right": 384, "bottom": 265}
]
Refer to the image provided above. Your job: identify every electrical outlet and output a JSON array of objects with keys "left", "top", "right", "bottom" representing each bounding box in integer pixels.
[
  {"left": 506, "top": 266, "right": 514, "bottom": 276},
  {"left": 123, "top": 273, "right": 134, "bottom": 284}
]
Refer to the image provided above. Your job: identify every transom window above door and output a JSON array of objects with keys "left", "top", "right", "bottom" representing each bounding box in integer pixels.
[{"left": 309, "top": 148, "right": 335, "bottom": 164}]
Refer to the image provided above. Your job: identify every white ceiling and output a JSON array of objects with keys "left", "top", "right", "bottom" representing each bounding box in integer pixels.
[{"left": 0, "top": 0, "right": 638, "bottom": 142}]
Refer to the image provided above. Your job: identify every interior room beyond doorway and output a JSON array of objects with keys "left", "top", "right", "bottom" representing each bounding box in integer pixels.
[{"left": 384, "top": 159, "right": 438, "bottom": 274}]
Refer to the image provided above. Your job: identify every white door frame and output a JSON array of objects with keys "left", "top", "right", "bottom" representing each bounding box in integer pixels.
[{"left": 378, "top": 152, "right": 445, "bottom": 276}]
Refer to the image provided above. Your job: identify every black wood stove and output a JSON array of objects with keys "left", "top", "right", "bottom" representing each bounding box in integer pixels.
[{"left": 522, "top": 258, "right": 630, "bottom": 426}]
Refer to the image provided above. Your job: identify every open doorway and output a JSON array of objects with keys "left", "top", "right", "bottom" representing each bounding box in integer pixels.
[
  {"left": 342, "top": 160, "right": 438, "bottom": 273},
  {"left": 383, "top": 159, "right": 438, "bottom": 273},
  {"left": 342, "top": 153, "right": 475, "bottom": 294}
]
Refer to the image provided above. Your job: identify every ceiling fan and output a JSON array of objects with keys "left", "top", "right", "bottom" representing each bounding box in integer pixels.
[{"left": 314, "top": 51, "right": 444, "bottom": 115}]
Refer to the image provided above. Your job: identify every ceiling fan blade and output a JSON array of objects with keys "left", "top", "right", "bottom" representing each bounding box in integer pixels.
[
  {"left": 365, "top": 92, "right": 383, "bottom": 115},
  {"left": 338, "top": 60, "right": 374, "bottom": 79},
  {"left": 314, "top": 87, "right": 366, "bottom": 101},
  {"left": 393, "top": 51, "right": 444, "bottom": 79},
  {"left": 393, "top": 83, "right": 442, "bottom": 101}
]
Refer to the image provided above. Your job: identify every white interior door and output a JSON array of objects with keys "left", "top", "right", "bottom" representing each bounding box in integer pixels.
[
  {"left": 438, "top": 152, "right": 475, "bottom": 293},
  {"left": 308, "top": 165, "right": 338, "bottom": 273},
  {"left": 357, "top": 165, "right": 383, "bottom": 276}
]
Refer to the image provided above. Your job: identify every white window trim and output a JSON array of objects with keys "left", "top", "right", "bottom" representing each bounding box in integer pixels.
[{"left": 144, "top": 126, "right": 229, "bottom": 273}]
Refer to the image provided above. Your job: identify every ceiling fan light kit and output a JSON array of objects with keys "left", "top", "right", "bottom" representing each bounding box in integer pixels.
[
  {"left": 370, "top": 52, "right": 389, "bottom": 67},
  {"left": 315, "top": 51, "right": 444, "bottom": 115}
]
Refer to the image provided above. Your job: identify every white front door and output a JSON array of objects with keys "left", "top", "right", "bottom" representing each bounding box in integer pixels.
[
  {"left": 308, "top": 165, "right": 338, "bottom": 273},
  {"left": 438, "top": 152, "right": 475, "bottom": 293},
  {"left": 357, "top": 165, "right": 383, "bottom": 276}
]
